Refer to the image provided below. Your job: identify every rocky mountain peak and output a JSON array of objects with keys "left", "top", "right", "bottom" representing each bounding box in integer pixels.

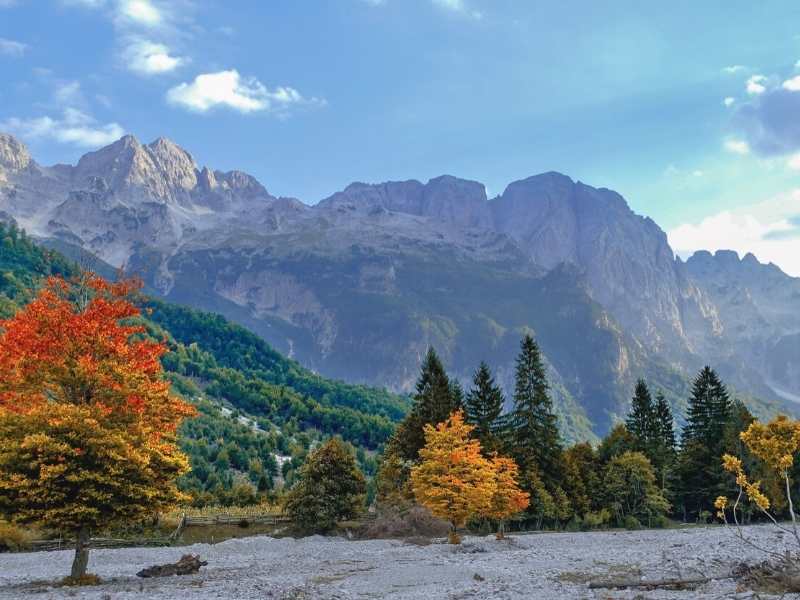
[
  {"left": 146, "top": 136, "right": 198, "bottom": 192},
  {"left": 0, "top": 133, "right": 32, "bottom": 171}
]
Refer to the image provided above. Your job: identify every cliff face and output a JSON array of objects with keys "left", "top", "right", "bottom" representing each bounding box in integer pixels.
[{"left": 1, "top": 132, "right": 796, "bottom": 437}]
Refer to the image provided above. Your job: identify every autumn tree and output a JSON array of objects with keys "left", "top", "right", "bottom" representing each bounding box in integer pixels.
[
  {"left": 0, "top": 275, "right": 195, "bottom": 582},
  {"left": 410, "top": 411, "right": 496, "bottom": 543},
  {"left": 284, "top": 438, "right": 366, "bottom": 533},
  {"left": 482, "top": 455, "right": 529, "bottom": 539}
]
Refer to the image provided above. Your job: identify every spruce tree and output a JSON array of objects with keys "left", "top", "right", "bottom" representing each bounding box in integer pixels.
[
  {"left": 511, "top": 334, "right": 562, "bottom": 487},
  {"left": 626, "top": 379, "right": 655, "bottom": 447},
  {"left": 386, "top": 347, "right": 460, "bottom": 463},
  {"left": 653, "top": 392, "right": 676, "bottom": 454},
  {"left": 676, "top": 366, "right": 734, "bottom": 519},
  {"left": 464, "top": 361, "right": 505, "bottom": 452}
]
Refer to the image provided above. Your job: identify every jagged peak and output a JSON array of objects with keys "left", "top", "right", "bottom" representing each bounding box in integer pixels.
[{"left": 0, "top": 132, "right": 32, "bottom": 171}]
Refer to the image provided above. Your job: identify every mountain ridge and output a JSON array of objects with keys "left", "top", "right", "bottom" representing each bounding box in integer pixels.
[{"left": 1, "top": 131, "right": 796, "bottom": 437}]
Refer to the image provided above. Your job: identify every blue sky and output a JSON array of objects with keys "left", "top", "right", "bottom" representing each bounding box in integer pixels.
[{"left": 1, "top": 0, "right": 800, "bottom": 274}]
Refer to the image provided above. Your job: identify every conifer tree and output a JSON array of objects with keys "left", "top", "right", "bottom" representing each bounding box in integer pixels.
[
  {"left": 683, "top": 366, "right": 732, "bottom": 446},
  {"left": 653, "top": 392, "right": 676, "bottom": 454},
  {"left": 676, "top": 366, "right": 734, "bottom": 519},
  {"left": 626, "top": 379, "right": 655, "bottom": 447},
  {"left": 510, "top": 334, "right": 562, "bottom": 487},
  {"left": 392, "top": 347, "right": 460, "bottom": 463},
  {"left": 464, "top": 361, "right": 505, "bottom": 452}
]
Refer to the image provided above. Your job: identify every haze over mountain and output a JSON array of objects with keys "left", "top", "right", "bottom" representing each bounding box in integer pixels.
[{"left": 1, "top": 132, "right": 797, "bottom": 439}]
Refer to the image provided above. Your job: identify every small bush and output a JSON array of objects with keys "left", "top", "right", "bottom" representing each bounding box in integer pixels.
[
  {"left": 581, "top": 509, "right": 611, "bottom": 530},
  {"left": 566, "top": 515, "right": 583, "bottom": 532},
  {"left": 362, "top": 505, "right": 450, "bottom": 540},
  {"left": 60, "top": 574, "right": 102, "bottom": 587},
  {"left": 0, "top": 522, "right": 35, "bottom": 552},
  {"left": 623, "top": 515, "right": 642, "bottom": 530},
  {"left": 650, "top": 514, "right": 671, "bottom": 529}
]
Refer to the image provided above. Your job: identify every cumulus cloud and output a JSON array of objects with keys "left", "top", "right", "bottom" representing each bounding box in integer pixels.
[
  {"left": 668, "top": 190, "right": 800, "bottom": 277},
  {"left": 117, "top": 0, "right": 161, "bottom": 27},
  {"left": 166, "top": 70, "right": 323, "bottom": 115},
  {"left": 782, "top": 75, "right": 800, "bottom": 92},
  {"left": 732, "top": 85, "right": 800, "bottom": 156},
  {"left": 723, "top": 96, "right": 735, "bottom": 107},
  {"left": 746, "top": 74, "right": 767, "bottom": 95},
  {"left": 123, "top": 38, "right": 184, "bottom": 75},
  {"left": 1, "top": 108, "right": 125, "bottom": 148},
  {"left": 0, "top": 37, "right": 27, "bottom": 57}
]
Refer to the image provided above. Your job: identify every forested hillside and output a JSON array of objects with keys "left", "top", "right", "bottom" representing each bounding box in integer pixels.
[{"left": 0, "top": 222, "right": 408, "bottom": 505}]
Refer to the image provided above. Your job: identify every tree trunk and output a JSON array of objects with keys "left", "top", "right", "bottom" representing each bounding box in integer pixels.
[
  {"left": 70, "top": 528, "right": 90, "bottom": 580},
  {"left": 447, "top": 523, "right": 461, "bottom": 544},
  {"left": 496, "top": 520, "right": 505, "bottom": 540}
]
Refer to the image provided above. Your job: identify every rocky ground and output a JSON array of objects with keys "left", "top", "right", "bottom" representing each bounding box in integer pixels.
[{"left": 0, "top": 525, "right": 794, "bottom": 599}]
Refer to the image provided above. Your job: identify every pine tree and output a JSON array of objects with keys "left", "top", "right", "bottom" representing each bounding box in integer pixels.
[
  {"left": 464, "top": 361, "right": 505, "bottom": 452},
  {"left": 626, "top": 379, "right": 655, "bottom": 446},
  {"left": 651, "top": 391, "right": 677, "bottom": 490},
  {"left": 676, "top": 367, "right": 734, "bottom": 519},
  {"left": 511, "top": 334, "right": 562, "bottom": 487},
  {"left": 392, "top": 347, "right": 460, "bottom": 463},
  {"left": 683, "top": 366, "right": 732, "bottom": 446},
  {"left": 653, "top": 392, "right": 676, "bottom": 453}
]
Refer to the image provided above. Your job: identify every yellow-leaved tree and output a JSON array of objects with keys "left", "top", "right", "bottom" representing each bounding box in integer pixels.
[
  {"left": 410, "top": 410, "right": 496, "bottom": 543},
  {"left": 716, "top": 415, "right": 800, "bottom": 563},
  {"left": 482, "top": 455, "right": 530, "bottom": 539},
  {"left": 0, "top": 275, "right": 196, "bottom": 583}
]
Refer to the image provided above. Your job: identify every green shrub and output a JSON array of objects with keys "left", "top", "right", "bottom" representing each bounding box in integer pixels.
[
  {"left": 581, "top": 509, "right": 611, "bottom": 530},
  {"left": 623, "top": 515, "right": 642, "bottom": 530}
]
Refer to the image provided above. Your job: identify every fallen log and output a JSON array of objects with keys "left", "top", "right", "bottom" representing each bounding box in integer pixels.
[
  {"left": 588, "top": 574, "right": 729, "bottom": 590},
  {"left": 137, "top": 554, "right": 208, "bottom": 578}
]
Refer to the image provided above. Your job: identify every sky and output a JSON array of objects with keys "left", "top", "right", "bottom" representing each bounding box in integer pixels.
[{"left": 1, "top": 1, "right": 800, "bottom": 275}]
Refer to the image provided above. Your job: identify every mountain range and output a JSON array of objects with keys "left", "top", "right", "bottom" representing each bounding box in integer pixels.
[{"left": 1, "top": 131, "right": 797, "bottom": 440}]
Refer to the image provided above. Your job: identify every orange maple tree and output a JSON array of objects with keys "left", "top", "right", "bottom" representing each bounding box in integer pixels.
[
  {"left": 0, "top": 274, "right": 195, "bottom": 581},
  {"left": 483, "top": 455, "right": 530, "bottom": 539},
  {"left": 410, "top": 410, "right": 497, "bottom": 543}
]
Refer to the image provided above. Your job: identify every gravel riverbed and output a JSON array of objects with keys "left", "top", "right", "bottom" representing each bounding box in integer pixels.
[{"left": 0, "top": 525, "right": 793, "bottom": 599}]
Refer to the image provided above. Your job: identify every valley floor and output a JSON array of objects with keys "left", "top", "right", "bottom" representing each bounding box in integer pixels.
[{"left": 0, "top": 525, "right": 791, "bottom": 599}]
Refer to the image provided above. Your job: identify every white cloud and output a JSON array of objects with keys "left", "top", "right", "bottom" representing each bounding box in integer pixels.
[
  {"left": 723, "top": 65, "right": 746, "bottom": 74},
  {"left": 746, "top": 74, "right": 767, "bottom": 95},
  {"left": 1, "top": 108, "right": 124, "bottom": 148},
  {"left": 782, "top": 75, "right": 800, "bottom": 92},
  {"left": 0, "top": 37, "right": 27, "bottom": 57},
  {"left": 166, "top": 70, "right": 323, "bottom": 115},
  {"left": 723, "top": 96, "right": 735, "bottom": 107},
  {"left": 123, "top": 38, "right": 184, "bottom": 75},
  {"left": 668, "top": 190, "right": 800, "bottom": 277},
  {"left": 431, "top": 0, "right": 482, "bottom": 19},
  {"left": 724, "top": 138, "right": 750, "bottom": 155},
  {"left": 118, "top": 0, "right": 161, "bottom": 26},
  {"left": 787, "top": 153, "right": 800, "bottom": 170},
  {"left": 54, "top": 80, "right": 84, "bottom": 106}
]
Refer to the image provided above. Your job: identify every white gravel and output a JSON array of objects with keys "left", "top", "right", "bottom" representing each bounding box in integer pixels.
[{"left": 0, "top": 525, "right": 793, "bottom": 599}]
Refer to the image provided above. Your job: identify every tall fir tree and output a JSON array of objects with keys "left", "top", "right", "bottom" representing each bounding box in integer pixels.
[
  {"left": 511, "top": 334, "right": 562, "bottom": 487},
  {"left": 676, "top": 366, "right": 734, "bottom": 519},
  {"left": 393, "top": 347, "right": 460, "bottom": 462},
  {"left": 653, "top": 392, "right": 676, "bottom": 454},
  {"left": 682, "top": 366, "right": 732, "bottom": 446},
  {"left": 464, "top": 361, "right": 505, "bottom": 452},
  {"left": 626, "top": 379, "right": 656, "bottom": 447}
]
